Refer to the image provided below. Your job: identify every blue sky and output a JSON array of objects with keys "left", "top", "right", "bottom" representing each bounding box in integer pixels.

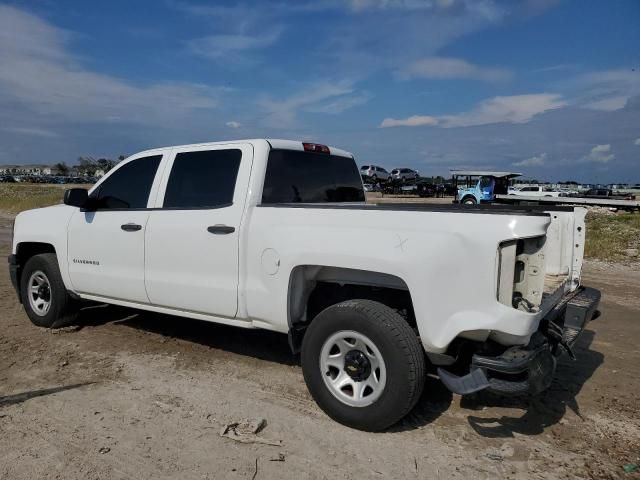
[{"left": 0, "top": 0, "right": 638, "bottom": 182}]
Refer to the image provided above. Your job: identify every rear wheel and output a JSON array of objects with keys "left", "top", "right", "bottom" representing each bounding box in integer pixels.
[
  {"left": 301, "top": 299, "right": 425, "bottom": 431},
  {"left": 20, "top": 253, "right": 78, "bottom": 328},
  {"left": 462, "top": 196, "right": 477, "bottom": 205}
]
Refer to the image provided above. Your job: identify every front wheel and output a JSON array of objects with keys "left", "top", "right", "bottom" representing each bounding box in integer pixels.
[
  {"left": 301, "top": 300, "right": 425, "bottom": 431},
  {"left": 462, "top": 196, "right": 477, "bottom": 205},
  {"left": 20, "top": 253, "right": 78, "bottom": 328}
]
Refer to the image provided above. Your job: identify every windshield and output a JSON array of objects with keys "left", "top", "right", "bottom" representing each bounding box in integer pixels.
[{"left": 262, "top": 149, "right": 365, "bottom": 204}]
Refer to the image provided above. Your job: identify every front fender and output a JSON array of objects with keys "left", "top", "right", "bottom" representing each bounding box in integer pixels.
[{"left": 13, "top": 205, "right": 75, "bottom": 291}]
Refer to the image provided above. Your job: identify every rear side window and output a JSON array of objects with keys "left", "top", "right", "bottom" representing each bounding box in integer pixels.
[
  {"left": 163, "top": 149, "right": 241, "bottom": 208},
  {"left": 360, "top": 165, "right": 369, "bottom": 170},
  {"left": 91, "top": 155, "right": 161, "bottom": 209},
  {"left": 262, "top": 149, "right": 365, "bottom": 204}
]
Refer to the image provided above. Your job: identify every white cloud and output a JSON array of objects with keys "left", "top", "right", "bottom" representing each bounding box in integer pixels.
[
  {"left": 584, "top": 95, "right": 629, "bottom": 112},
  {"left": 1, "top": 126, "right": 59, "bottom": 138},
  {"left": 634, "top": 138, "right": 640, "bottom": 146},
  {"left": 349, "top": 0, "right": 506, "bottom": 20},
  {"left": 225, "top": 121, "right": 241, "bottom": 128},
  {"left": 399, "top": 57, "right": 512, "bottom": 82},
  {"left": 0, "top": 5, "right": 220, "bottom": 126},
  {"left": 513, "top": 152, "right": 547, "bottom": 167},
  {"left": 440, "top": 93, "right": 566, "bottom": 127},
  {"left": 574, "top": 69, "right": 640, "bottom": 112},
  {"left": 307, "top": 92, "right": 372, "bottom": 114},
  {"left": 381, "top": 93, "right": 566, "bottom": 129},
  {"left": 259, "top": 81, "right": 369, "bottom": 126},
  {"left": 582, "top": 144, "right": 614, "bottom": 164},
  {"left": 187, "top": 28, "right": 282, "bottom": 62},
  {"left": 380, "top": 115, "right": 439, "bottom": 128}
]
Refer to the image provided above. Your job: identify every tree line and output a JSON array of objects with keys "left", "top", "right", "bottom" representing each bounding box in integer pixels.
[{"left": 53, "top": 155, "right": 125, "bottom": 176}]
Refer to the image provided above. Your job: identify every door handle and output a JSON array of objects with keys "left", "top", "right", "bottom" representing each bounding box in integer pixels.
[
  {"left": 207, "top": 225, "right": 235, "bottom": 235},
  {"left": 121, "top": 223, "right": 142, "bottom": 232}
]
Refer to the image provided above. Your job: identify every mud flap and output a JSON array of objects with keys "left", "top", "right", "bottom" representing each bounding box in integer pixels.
[{"left": 437, "top": 367, "right": 490, "bottom": 395}]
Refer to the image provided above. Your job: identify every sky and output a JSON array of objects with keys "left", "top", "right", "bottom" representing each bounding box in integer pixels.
[{"left": 0, "top": 0, "right": 639, "bottom": 183}]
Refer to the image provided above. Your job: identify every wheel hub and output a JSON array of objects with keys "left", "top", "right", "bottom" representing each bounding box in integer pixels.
[
  {"left": 27, "top": 270, "right": 52, "bottom": 317},
  {"left": 37, "top": 284, "right": 50, "bottom": 300},
  {"left": 344, "top": 350, "right": 371, "bottom": 381},
  {"left": 319, "top": 330, "right": 387, "bottom": 407}
]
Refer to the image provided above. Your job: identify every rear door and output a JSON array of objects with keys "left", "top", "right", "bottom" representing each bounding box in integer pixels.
[
  {"left": 67, "top": 153, "right": 165, "bottom": 302},
  {"left": 144, "top": 143, "right": 253, "bottom": 317}
]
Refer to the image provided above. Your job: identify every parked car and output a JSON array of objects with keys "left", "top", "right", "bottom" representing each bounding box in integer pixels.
[
  {"left": 390, "top": 168, "right": 419, "bottom": 181},
  {"left": 9, "top": 139, "right": 600, "bottom": 431},
  {"left": 583, "top": 188, "right": 635, "bottom": 200},
  {"left": 416, "top": 182, "right": 437, "bottom": 197},
  {"left": 360, "top": 165, "right": 391, "bottom": 182}
]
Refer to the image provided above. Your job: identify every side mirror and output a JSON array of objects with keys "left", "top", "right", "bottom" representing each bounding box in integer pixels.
[{"left": 63, "top": 188, "right": 89, "bottom": 208}]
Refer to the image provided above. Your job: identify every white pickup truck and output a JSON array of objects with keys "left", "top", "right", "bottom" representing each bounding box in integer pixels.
[
  {"left": 9, "top": 139, "right": 600, "bottom": 431},
  {"left": 508, "top": 185, "right": 563, "bottom": 197}
]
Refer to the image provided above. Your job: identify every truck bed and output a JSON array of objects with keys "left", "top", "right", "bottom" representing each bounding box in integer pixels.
[{"left": 261, "top": 202, "right": 572, "bottom": 216}]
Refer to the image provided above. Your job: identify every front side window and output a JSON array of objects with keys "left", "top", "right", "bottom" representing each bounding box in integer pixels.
[
  {"left": 163, "top": 149, "right": 241, "bottom": 209},
  {"left": 262, "top": 149, "right": 365, "bottom": 204},
  {"left": 480, "top": 177, "right": 493, "bottom": 188},
  {"left": 90, "top": 155, "right": 162, "bottom": 209}
]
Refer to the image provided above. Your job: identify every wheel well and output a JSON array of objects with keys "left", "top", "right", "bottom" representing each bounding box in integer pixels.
[
  {"left": 287, "top": 266, "right": 416, "bottom": 353},
  {"left": 16, "top": 242, "right": 56, "bottom": 265},
  {"left": 13, "top": 243, "right": 57, "bottom": 303}
]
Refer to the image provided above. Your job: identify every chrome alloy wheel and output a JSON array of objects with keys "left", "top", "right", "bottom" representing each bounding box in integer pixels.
[
  {"left": 319, "top": 330, "right": 387, "bottom": 407},
  {"left": 27, "top": 270, "right": 52, "bottom": 317}
]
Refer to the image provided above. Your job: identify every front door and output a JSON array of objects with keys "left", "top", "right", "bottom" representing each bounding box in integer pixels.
[
  {"left": 67, "top": 154, "right": 164, "bottom": 303},
  {"left": 144, "top": 144, "right": 253, "bottom": 317}
]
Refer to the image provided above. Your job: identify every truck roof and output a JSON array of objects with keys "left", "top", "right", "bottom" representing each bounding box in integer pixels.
[{"left": 131, "top": 139, "right": 354, "bottom": 160}]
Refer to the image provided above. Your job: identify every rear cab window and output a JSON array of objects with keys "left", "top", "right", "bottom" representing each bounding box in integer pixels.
[
  {"left": 163, "top": 149, "right": 241, "bottom": 209},
  {"left": 262, "top": 149, "right": 365, "bottom": 204}
]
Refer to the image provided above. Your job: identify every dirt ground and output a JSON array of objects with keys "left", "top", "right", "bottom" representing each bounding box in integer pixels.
[{"left": 0, "top": 216, "right": 639, "bottom": 479}]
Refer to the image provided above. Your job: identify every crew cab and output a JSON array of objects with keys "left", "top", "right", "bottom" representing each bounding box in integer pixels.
[{"left": 9, "top": 139, "right": 600, "bottom": 431}]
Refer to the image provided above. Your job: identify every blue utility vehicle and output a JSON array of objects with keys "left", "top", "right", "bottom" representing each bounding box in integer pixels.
[{"left": 452, "top": 170, "right": 521, "bottom": 205}]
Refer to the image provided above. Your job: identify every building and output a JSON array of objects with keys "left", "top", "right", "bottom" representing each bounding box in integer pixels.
[{"left": 0, "top": 164, "right": 63, "bottom": 176}]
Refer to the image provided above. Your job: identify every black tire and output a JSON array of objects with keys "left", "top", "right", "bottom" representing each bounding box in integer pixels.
[
  {"left": 301, "top": 299, "right": 425, "bottom": 431},
  {"left": 20, "top": 253, "right": 78, "bottom": 328},
  {"left": 462, "top": 196, "right": 477, "bottom": 205}
]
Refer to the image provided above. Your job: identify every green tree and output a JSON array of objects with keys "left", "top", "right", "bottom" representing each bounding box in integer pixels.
[
  {"left": 53, "top": 162, "right": 69, "bottom": 175},
  {"left": 77, "top": 156, "right": 97, "bottom": 176},
  {"left": 96, "top": 158, "right": 116, "bottom": 173}
]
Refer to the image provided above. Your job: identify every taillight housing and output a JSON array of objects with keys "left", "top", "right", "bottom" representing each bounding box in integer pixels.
[{"left": 302, "top": 142, "right": 330, "bottom": 154}]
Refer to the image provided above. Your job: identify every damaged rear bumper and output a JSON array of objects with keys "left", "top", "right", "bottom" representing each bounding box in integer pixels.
[{"left": 438, "top": 286, "right": 601, "bottom": 396}]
